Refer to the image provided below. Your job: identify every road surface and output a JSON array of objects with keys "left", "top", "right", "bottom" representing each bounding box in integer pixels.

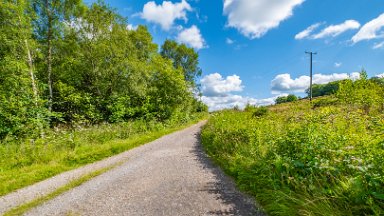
[{"left": 23, "top": 121, "right": 263, "bottom": 216}]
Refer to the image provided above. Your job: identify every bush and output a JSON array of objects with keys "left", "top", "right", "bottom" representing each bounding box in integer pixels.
[
  {"left": 312, "top": 97, "right": 339, "bottom": 108},
  {"left": 286, "top": 94, "right": 298, "bottom": 102},
  {"left": 252, "top": 106, "right": 268, "bottom": 117},
  {"left": 276, "top": 94, "right": 298, "bottom": 104},
  {"left": 336, "top": 72, "right": 384, "bottom": 113},
  {"left": 202, "top": 93, "right": 384, "bottom": 215},
  {"left": 306, "top": 81, "right": 340, "bottom": 97}
]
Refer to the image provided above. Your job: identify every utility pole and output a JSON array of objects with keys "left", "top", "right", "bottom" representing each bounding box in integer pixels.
[{"left": 305, "top": 51, "right": 317, "bottom": 102}]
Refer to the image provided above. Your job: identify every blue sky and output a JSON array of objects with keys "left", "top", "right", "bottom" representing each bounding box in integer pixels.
[{"left": 85, "top": 0, "right": 384, "bottom": 110}]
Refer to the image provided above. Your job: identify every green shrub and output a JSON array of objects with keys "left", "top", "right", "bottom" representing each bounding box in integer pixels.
[
  {"left": 276, "top": 94, "right": 298, "bottom": 104},
  {"left": 253, "top": 106, "right": 269, "bottom": 117},
  {"left": 244, "top": 104, "right": 257, "bottom": 112},
  {"left": 306, "top": 81, "right": 340, "bottom": 97},
  {"left": 0, "top": 112, "right": 207, "bottom": 196},
  {"left": 312, "top": 97, "right": 339, "bottom": 108},
  {"left": 202, "top": 93, "right": 384, "bottom": 215}
]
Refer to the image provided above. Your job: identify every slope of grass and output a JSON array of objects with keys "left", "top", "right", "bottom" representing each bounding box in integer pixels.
[
  {"left": 0, "top": 113, "right": 207, "bottom": 196},
  {"left": 201, "top": 97, "right": 384, "bottom": 215}
]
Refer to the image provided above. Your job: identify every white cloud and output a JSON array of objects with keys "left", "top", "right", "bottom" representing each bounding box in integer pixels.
[
  {"left": 375, "top": 73, "right": 384, "bottom": 78},
  {"left": 295, "top": 23, "right": 321, "bottom": 40},
  {"left": 271, "top": 73, "right": 309, "bottom": 93},
  {"left": 226, "top": 38, "right": 235, "bottom": 44},
  {"left": 349, "top": 72, "right": 361, "bottom": 80},
  {"left": 271, "top": 72, "right": 360, "bottom": 93},
  {"left": 200, "top": 73, "right": 243, "bottom": 96},
  {"left": 312, "top": 20, "right": 360, "bottom": 39},
  {"left": 176, "top": 25, "right": 206, "bottom": 50},
  {"left": 373, "top": 41, "right": 384, "bottom": 49},
  {"left": 352, "top": 13, "right": 384, "bottom": 43},
  {"left": 200, "top": 73, "right": 279, "bottom": 111},
  {"left": 201, "top": 95, "right": 280, "bottom": 111},
  {"left": 315, "top": 72, "right": 360, "bottom": 83},
  {"left": 126, "top": 24, "right": 137, "bottom": 31},
  {"left": 296, "top": 20, "right": 360, "bottom": 40},
  {"left": 223, "top": 0, "right": 305, "bottom": 39},
  {"left": 201, "top": 95, "right": 247, "bottom": 111},
  {"left": 334, "top": 62, "right": 342, "bottom": 68},
  {"left": 140, "top": 0, "right": 192, "bottom": 31}
]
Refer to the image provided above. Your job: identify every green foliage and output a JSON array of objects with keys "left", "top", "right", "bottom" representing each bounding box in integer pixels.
[
  {"left": 194, "top": 100, "right": 209, "bottom": 113},
  {"left": 306, "top": 70, "right": 382, "bottom": 99},
  {"left": 0, "top": 0, "right": 208, "bottom": 141},
  {"left": 336, "top": 74, "right": 384, "bottom": 113},
  {"left": 0, "top": 113, "right": 207, "bottom": 196},
  {"left": 202, "top": 83, "right": 384, "bottom": 215},
  {"left": 252, "top": 106, "right": 269, "bottom": 117},
  {"left": 306, "top": 81, "right": 340, "bottom": 98},
  {"left": 286, "top": 94, "right": 298, "bottom": 102},
  {"left": 360, "top": 68, "right": 368, "bottom": 80},
  {"left": 371, "top": 77, "right": 384, "bottom": 86},
  {"left": 0, "top": 0, "right": 208, "bottom": 195},
  {"left": 244, "top": 104, "right": 256, "bottom": 112},
  {"left": 312, "top": 96, "right": 339, "bottom": 108},
  {"left": 276, "top": 94, "right": 298, "bottom": 104},
  {"left": 0, "top": 0, "right": 49, "bottom": 139},
  {"left": 160, "top": 39, "right": 202, "bottom": 86}
]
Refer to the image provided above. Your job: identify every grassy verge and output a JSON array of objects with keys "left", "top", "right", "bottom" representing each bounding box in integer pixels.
[
  {"left": 201, "top": 98, "right": 384, "bottom": 215},
  {"left": 0, "top": 113, "right": 207, "bottom": 196},
  {"left": 3, "top": 161, "right": 122, "bottom": 216}
]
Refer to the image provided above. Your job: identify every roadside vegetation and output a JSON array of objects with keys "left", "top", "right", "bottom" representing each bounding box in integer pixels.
[
  {"left": 0, "top": 114, "right": 206, "bottom": 196},
  {"left": 0, "top": 0, "right": 207, "bottom": 196},
  {"left": 202, "top": 72, "right": 384, "bottom": 215}
]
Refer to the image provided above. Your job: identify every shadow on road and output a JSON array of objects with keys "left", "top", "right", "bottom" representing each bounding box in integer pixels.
[{"left": 190, "top": 127, "right": 266, "bottom": 216}]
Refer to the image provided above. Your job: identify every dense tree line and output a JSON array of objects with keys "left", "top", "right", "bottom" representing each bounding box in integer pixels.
[
  {"left": 306, "top": 81, "right": 339, "bottom": 98},
  {"left": 275, "top": 71, "right": 384, "bottom": 105},
  {"left": 0, "top": 0, "right": 207, "bottom": 141},
  {"left": 275, "top": 94, "right": 298, "bottom": 104},
  {"left": 305, "top": 70, "right": 384, "bottom": 98}
]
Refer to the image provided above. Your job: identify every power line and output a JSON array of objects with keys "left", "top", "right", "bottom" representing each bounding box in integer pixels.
[{"left": 305, "top": 51, "right": 317, "bottom": 102}]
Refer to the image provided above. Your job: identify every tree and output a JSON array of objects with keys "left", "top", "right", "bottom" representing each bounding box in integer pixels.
[
  {"left": 286, "top": 94, "right": 298, "bottom": 102},
  {"left": 306, "top": 81, "right": 340, "bottom": 98},
  {"left": 0, "top": 0, "right": 207, "bottom": 140},
  {"left": 336, "top": 69, "right": 384, "bottom": 113},
  {"left": 147, "top": 55, "right": 193, "bottom": 120},
  {"left": 360, "top": 68, "right": 368, "bottom": 80},
  {"left": 160, "top": 39, "right": 202, "bottom": 86},
  {"left": 275, "top": 94, "right": 298, "bottom": 104},
  {"left": 275, "top": 96, "right": 287, "bottom": 104},
  {"left": 32, "top": 0, "right": 84, "bottom": 112},
  {"left": 371, "top": 77, "right": 384, "bottom": 86},
  {"left": 0, "top": 0, "right": 47, "bottom": 139}
]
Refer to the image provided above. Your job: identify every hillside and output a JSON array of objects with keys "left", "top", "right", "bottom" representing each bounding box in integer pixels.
[{"left": 201, "top": 77, "right": 384, "bottom": 215}]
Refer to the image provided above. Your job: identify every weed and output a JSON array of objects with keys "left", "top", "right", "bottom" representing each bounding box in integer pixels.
[
  {"left": 201, "top": 93, "right": 384, "bottom": 215},
  {"left": 0, "top": 113, "right": 207, "bottom": 196}
]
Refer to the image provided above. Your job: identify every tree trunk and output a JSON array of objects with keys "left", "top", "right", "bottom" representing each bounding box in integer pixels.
[
  {"left": 18, "top": 9, "right": 45, "bottom": 137},
  {"left": 17, "top": 11, "right": 39, "bottom": 105},
  {"left": 25, "top": 39, "right": 39, "bottom": 106},
  {"left": 46, "top": 0, "right": 53, "bottom": 112},
  {"left": 26, "top": 38, "right": 45, "bottom": 138}
]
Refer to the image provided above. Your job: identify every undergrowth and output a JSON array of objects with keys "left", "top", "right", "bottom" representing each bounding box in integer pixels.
[
  {"left": 0, "top": 113, "right": 206, "bottom": 196},
  {"left": 201, "top": 78, "right": 384, "bottom": 215}
]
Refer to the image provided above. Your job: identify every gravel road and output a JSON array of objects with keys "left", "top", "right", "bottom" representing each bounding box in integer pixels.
[{"left": 22, "top": 121, "right": 264, "bottom": 216}]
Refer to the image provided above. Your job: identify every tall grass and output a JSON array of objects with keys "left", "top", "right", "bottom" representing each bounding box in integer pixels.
[
  {"left": 0, "top": 113, "right": 206, "bottom": 196},
  {"left": 202, "top": 95, "right": 384, "bottom": 215}
]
